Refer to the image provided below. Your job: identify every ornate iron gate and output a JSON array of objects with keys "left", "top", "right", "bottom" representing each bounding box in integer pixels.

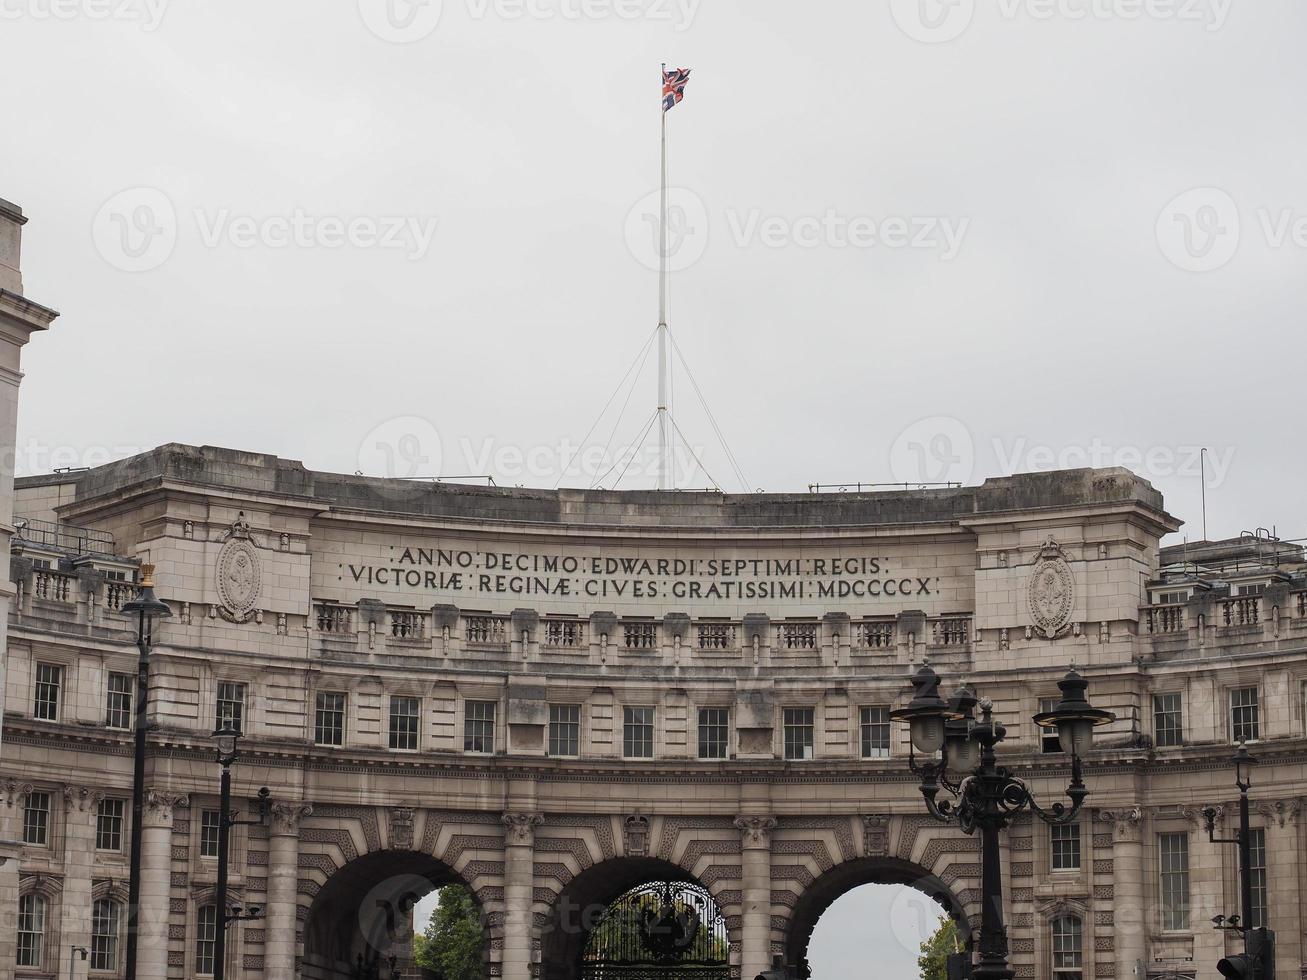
[{"left": 580, "top": 880, "right": 730, "bottom": 979}]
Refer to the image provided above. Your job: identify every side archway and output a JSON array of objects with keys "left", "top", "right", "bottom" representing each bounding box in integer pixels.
[
  {"left": 302, "top": 850, "right": 480, "bottom": 980},
  {"left": 784, "top": 857, "right": 972, "bottom": 972}
]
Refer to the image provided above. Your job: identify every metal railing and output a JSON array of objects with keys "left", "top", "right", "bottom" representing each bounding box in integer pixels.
[{"left": 15, "top": 517, "right": 117, "bottom": 557}]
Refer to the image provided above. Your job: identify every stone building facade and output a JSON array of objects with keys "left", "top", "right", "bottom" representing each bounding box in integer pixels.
[{"left": 1, "top": 446, "right": 1305, "bottom": 980}]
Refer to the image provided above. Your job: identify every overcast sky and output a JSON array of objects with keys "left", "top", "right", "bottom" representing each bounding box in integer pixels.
[{"left": 3, "top": 1, "right": 1304, "bottom": 973}]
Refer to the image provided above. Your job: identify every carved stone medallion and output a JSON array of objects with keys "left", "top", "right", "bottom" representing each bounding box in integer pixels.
[
  {"left": 216, "top": 515, "right": 261, "bottom": 624},
  {"left": 1028, "top": 537, "right": 1075, "bottom": 640}
]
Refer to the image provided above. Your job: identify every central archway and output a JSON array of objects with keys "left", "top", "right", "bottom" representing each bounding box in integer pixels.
[
  {"left": 541, "top": 858, "right": 733, "bottom": 980},
  {"left": 302, "top": 850, "right": 482, "bottom": 980},
  {"left": 785, "top": 857, "right": 972, "bottom": 977}
]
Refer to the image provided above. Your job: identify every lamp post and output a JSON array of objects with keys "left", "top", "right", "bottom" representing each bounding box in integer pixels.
[
  {"left": 211, "top": 722, "right": 270, "bottom": 980},
  {"left": 119, "top": 565, "right": 171, "bottom": 980},
  {"left": 1205, "top": 743, "right": 1275, "bottom": 980},
  {"left": 890, "top": 663, "right": 1114, "bottom": 980}
]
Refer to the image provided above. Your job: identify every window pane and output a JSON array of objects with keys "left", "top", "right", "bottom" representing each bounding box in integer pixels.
[
  {"left": 1040, "top": 697, "right": 1062, "bottom": 753},
  {"left": 216, "top": 681, "right": 246, "bottom": 733},
  {"left": 34, "top": 663, "right": 62, "bottom": 721},
  {"left": 1051, "top": 823, "right": 1081, "bottom": 871},
  {"left": 1247, "top": 827, "right": 1268, "bottom": 929},
  {"left": 17, "top": 894, "right": 45, "bottom": 967},
  {"left": 549, "top": 704, "right": 581, "bottom": 757},
  {"left": 1153, "top": 692, "right": 1183, "bottom": 747},
  {"left": 1052, "top": 914, "right": 1083, "bottom": 973},
  {"left": 464, "top": 701, "right": 496, "bottom": 754},
  {"left": 91, "top": 899, "right": 120, "bottom": 970},
  {"left": 97, "top": 798, "right": 125, "bottom": 851},
  {"left": 784, "top": 708, "right": 815, "bottom": 760},
  {"left": 315, "top": 692, "right": 345, "bottom": 746},
  {"left": 200, "top": 810, "right": 221, "bottom": 859},
  {"left": 623, "top": 707, "right": 654, "bottom": 759},
  {"left": 23, "top": 792, "right": 50, "bottom": 846},
  {"left": 1159, "top": 832, "right": 1190, "bottom": 930},
  {"left": 698, "top": 708, "right": 729, "bottom": 760},
  {"left": 196, "top": 905, "right": 217, "bottom": 975},
  {"left": 107, "top": 672, "right": 133, "bottom": 730},
  {"left": 860, "top": 706, "right": 890, "bottom": 759},
  {"left": 1231, "top": 688, "right": 1260, "bottom": 743},
  {"left": 389, "top": 696, "right": 420, "bottom": 751}
]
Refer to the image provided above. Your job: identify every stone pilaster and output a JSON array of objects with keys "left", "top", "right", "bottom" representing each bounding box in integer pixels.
[
  {"left": 267, "top": 801, "right": 313, "bottom": 977},
  {"left": 1258, "top": 799, "right": 1302, "bottom": 974},
  {"left": 1098, "top": 805, "right": 1145, "bottom": 979},
  {"left": 0, "top": 838, "right": 19, "bottom": 980},
  {"left": 58, "top": 786, "right": 102, "bottom": 980},
  {"left": 502, "top": 812, "right": 544, "bottom": 980},
  {"left": 138, "top": 790, "right": 187, "bottom": 980},
  {"left": 735, "top": 815, "right": 776, "bottom": 978}
]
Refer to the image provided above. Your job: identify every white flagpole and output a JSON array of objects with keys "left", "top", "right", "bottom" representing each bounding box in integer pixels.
[{"left": 657, "top": 64, "right": 669, "bottom": 491}]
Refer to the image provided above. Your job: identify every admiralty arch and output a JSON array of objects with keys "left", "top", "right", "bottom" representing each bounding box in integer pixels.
[{"left": 2, "top": 444, "right": 1306, "bottom": 980}]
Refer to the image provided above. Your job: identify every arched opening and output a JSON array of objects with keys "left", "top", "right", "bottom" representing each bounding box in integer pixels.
[
  {"left": 786, "top": 858, "right": 971, "bottom": 979},
  {"left": 540, "top": 857, "right": 732, "bottom": 980},
  {"left": 303, "top": 850, "right": 482, "bottom": 980}
]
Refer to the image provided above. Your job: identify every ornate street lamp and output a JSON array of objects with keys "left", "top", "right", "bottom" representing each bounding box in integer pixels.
[
  {"left": 120, "top": 565, "right": 171, "bottom": 980},
  {"left": 1205, "top": 743, "right": 1275, "bottom": 980},
  {"left": 211, "top": 723, "right": 270, "bottom": 980},
  {"left": 891, "top": 663, "right": 1114, "bottom": 980}
]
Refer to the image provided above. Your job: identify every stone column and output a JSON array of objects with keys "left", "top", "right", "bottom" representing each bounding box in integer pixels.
[
  {"left": 501, "top": 812, "right": 544, "bottom": 980},
  {"left": 138, "top": 790, "right": 187, "bottom": 980},
  {"left": 267, "top": 802, "right": 313, "bottom": 977},
  {"left": 0, "top": 838, "right": 19, "bottom": 980},
  {"left": 1259, "top": 799, "right": 1302, "bottom": 975},
  {"left": 59, "top": 787, "right": 101, "bottom": 980},
  {"left": 735, "top": 815, "right": 777, "bottom": 978},
  {"left": 1098, "top": 806, "right": 1145, "bottom": 979}
]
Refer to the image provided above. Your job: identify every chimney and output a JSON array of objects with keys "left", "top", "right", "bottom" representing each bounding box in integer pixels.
[{"left": 0, "top": 197, "right": 25, "bottom": 295}]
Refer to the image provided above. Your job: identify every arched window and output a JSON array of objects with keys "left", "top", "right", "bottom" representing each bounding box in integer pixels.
[
  {"left": 195, "top": 905, "right": 218, "bottom": 976},
  {"left": 91, "top": 899, "right": 121, "bottom": 971},
  {"left": 17, "top": 893, "right": 46, "bottom": 968},
  {"left": 1051, "top": 914, "right": 1083, "bottom": 980}
]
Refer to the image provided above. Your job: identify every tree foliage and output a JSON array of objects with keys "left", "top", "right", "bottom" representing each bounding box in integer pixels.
[
  {"left": 917, "top": 917, "right": 962, "bottom": 980},
  {"left": 413, "top": 885, "right": 486, "bottom": 980}
]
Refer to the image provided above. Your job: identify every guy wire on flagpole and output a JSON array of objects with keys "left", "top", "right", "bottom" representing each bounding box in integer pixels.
[{"left": 657, "top": 62, "right": 670, "bottom": 491}]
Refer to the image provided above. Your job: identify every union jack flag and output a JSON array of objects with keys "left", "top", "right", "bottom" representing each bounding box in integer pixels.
[{"left": 662, "top": 66, "right": 691, "bottom": 112}]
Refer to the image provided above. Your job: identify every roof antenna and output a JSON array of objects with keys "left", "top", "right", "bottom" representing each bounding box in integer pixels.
[{"left": 1199, "top": 448, "right": 1208, "bottom": 541}]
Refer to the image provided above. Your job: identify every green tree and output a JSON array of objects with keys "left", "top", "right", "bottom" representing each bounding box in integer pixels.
[
  {"left": 413, "top": 885, "right": 486, "bottom": 980},
  {"left": 917, "top": 917, "right": 963, "bottom": 980}
]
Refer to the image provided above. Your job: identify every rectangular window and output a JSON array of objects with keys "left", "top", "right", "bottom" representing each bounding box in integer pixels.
[
  {"left": 106, "top": 672, "right": 133, "bottom": 730},
  {"left": 698, "top": 708, "right": 729, "bottom": 760},
  {"left": 1051, "top": 823, "right": 1081, "bottom": 872},
  {"left": 23, "top": 791, "right": 50, "bottom": 846},
  {"left": 1051, "top": 915, "right": 1083, "bottom": 979},
  {"left": 1231, "top": 688, "right": 1260, "bottom": 743},
  {"left": 1153, "top": 692, "right": 1183, "bottom": 748},
  {"left": 623, "top": 707, "right": 655, "bottom": 759},
  {"left": 1247, "top": 827, "right": 1268, "bottom": 929},
  {"left": 195, "top": 905, "right": 217, "bottom": 976},
  {"left": 200, "top": 810, "right": 221, "bottom": 859},
  {"left": 1039, "top": 697, "right": 1062, "bottom": 753},
  {"left": 34, "top": 663, "right": 62, "bottom": 721},
  {"left": 548, "top": 704, "right": 581, "bottom": 758},
  {"left": 314, "top": 692, "right": 346, "bottom": 746},
  {"left": 784, "top": 708, "right": 815, "bottom": 761},
  {"left": 464, "top": 700, "right": 496, "bottom": 754},
  {"left": 91, "top": 898, "right": 120, "bottom": 971},
  {"left": 17, "top": 893, "right": 45, "bottom": 968},
  {"left": 389, "top": 696, "right": 420, "bottom": 751},
  {"left": 215, "top": 681, "right": 246, "bottom": 733},
  {"left": 1159, "top": 832, "right": 1190, "bottom": 931},
  {"left": 96, "top": 798, "right": 125, "bottom": 852},
  {"left": 860, "top": 706, "right": 891, "bottom": 759}
]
